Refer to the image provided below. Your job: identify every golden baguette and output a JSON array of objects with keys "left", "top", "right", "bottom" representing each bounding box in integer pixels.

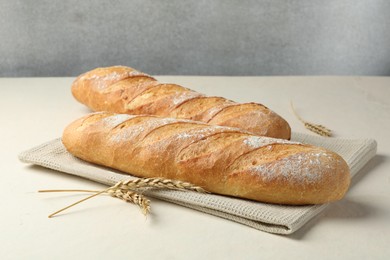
[
  {"left": 71, "top": 66, "right": 291, "bottom": 139},
  {"left": 62, "top": 112, "right": 350, "bottom": 205}
]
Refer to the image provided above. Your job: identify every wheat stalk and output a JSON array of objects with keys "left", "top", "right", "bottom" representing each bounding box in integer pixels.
[
  {"left": 44, "top": 188, "right": 111, "bottom": 218},
  {"left": 40, "top": 188, "right": 151, "bottom": 216},
  {"left": 39, "top": 177, "right": 206, "bottom": 218},
  {"left": 290, "top": 101, "right": 332, "bottom": 137}
]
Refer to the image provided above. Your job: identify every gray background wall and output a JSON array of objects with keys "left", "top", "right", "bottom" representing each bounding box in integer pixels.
[{"left": 1, "top": 0, "right": 389, "bottom": 76}]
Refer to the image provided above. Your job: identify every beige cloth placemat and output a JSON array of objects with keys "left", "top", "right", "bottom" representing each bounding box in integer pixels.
[{"left": 19, "top": 132, "right": 377, "bottom": 235}]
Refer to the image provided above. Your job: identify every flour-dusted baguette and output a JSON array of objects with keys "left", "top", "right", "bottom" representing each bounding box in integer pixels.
[
  {"left": 71, "top": 66, "right": 291, "bottom": 139},
  {"left": 62, "top": 112, "right": 350, "bottom": 205}
]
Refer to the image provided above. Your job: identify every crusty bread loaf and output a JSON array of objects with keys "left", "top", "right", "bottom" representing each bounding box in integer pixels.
[
  {"left": 62, "top": 112, "right": 350, "bottom": 205},
  {"left": 71, "top": 66, "right": 291, "bottom": 139}
]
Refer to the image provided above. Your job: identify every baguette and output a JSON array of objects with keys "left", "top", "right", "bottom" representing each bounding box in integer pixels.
[
  {"left": 71, "top": 66, "right": 291, "bottom": 139},
  {"left": 62, "top": 112, "right": 350, "bottom": 205}
]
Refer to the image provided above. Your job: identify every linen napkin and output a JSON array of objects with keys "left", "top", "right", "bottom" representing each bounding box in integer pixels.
[{"left": 19, "top": 132, "right": 377, "bottom": 235}]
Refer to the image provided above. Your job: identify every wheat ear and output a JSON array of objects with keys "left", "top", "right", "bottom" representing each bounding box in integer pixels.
[
  {"left": 290, "top": 101, "right": 332, "bottom": 137},
  {"left": 108, "top": 189, "right": 151, "bottom": 215},
  {"left": 113, "top": 177, "right": 208, "bottom": 193}
]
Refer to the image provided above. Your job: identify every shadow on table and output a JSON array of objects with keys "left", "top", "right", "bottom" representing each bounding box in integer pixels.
[{"left": 289, "top": 154, "right": 388, "bottom": 240}]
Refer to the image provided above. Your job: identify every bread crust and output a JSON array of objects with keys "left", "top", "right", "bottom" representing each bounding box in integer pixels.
[
  {"left": 71, "top": 66, "right": 291, "bottom": 139},
  {"left": 62, "top": 112, "right": 350, "bottom": 205}
]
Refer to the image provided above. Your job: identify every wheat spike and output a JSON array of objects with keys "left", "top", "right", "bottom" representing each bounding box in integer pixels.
[
  {"left": 108, "top": 189, "right": 151, "bottom": 215},
  {"left": 303, "top": 123, "right": 332, "bottom": 137},
  {"left": 114, "top": 177, "right": 208, "bottom": 193},
  {"left": 290, "top": 102, "right": 332, "bottom": 137}
]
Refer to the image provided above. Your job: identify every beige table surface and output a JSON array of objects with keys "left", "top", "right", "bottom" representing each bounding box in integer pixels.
[{"left": 1, "top": 76, "right": 389, "bottom": 259}]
